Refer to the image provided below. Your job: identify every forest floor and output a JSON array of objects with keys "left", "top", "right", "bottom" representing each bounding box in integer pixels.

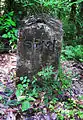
[{"left": 0, "top": 53, "right": 83, "bottom": 120}]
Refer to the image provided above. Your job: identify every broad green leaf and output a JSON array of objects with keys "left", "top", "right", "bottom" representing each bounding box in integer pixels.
[
  {"left": 78, "top": 95, "right": 83, "bottom": 100},
  {"left": 49, "top": 104, "right": 54, "bottom": 110},
  {"left": 20, "top": 77, "right": 24, "bottom": 81},
  {"left": 77, "top": 111, "right": 83, "bottom": 119},
  {"left": 9, "top": 11, "right": 14, "bottom": 16},
  {"left": 38, "top": 72, "right": 42, "bottom": 76},
  {"left": 2, "top": 34, "right": 8, "bottom": 38},
  {"left": 0, "top": 96, "right": 2, "bottom": 100},
  {"left": 7, "top": 19, "right": 16, "bottom": 26},
  {"left": 22, "top": 101, "right": 30, "bottom": 111},
  {"left": 16, "top": 89, "right": 21, "bottom": 98},
  {"left": 17, "top": 96, "right": 26, "bottom": 101},
  {"left": 7, "top": 32, "right": 11, "bottom": 38},
  {"left": 24, "top": 76, "right": 28, "bottom": 79},
  {"left": 27, "top": 96, "right": 35, "bottom": 101},
  {"left": 80, "top": 114, "right": 83, "bottom": 119},
  {"left": 17, "top": 84, "right": 23, "bottom": 89},
  {"left": 79, "top": 59, "right": 83, "bottom": 62}
]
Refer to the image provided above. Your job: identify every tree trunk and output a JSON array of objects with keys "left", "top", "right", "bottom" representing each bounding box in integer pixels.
[
  {"left": 76, "top": 2, "right": 83, "bottom": 44},
  {"left": 69, "top": 0, "right": 77, "bottom": 22},
  {"left": 79, "top": 2, "right": 83, "bottom": 18},
  {"left": 4, "top": 0, "right": 12, "bottom": 12}
]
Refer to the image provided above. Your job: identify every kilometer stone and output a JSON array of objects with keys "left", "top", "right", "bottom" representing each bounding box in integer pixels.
[{"left": 16, "top": 14, "right": 63, "bottom": 78}]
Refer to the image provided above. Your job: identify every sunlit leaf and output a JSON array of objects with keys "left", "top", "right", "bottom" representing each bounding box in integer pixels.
[
  {"left": 17, "top": 96, "right": 26, "bottom": 101},
  {"left": 2, "top": 34, "right": 8, "bottom": 38},
  {"left": 22, "top": 101, "right": 31, "bottom": 111},
  {"left": 0, "top": 96, "right": 2, "bottom": 100}
]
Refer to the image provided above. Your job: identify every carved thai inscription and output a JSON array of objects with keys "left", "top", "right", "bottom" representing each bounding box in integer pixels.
[{"left": 24, "top": 39, "right": 55, "bottom": 52}]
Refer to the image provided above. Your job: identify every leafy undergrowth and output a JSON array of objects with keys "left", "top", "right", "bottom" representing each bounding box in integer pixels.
[
  {"left": 0, "top": 66, "right": 83, "bottom": 120},
  {"left": 61, "top": 45, "right": 83, "bottom": 62}
]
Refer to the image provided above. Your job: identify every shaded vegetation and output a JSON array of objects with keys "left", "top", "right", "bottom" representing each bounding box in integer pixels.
[{"left": 0, "top": 0, "right": 83, "bottom": 119}]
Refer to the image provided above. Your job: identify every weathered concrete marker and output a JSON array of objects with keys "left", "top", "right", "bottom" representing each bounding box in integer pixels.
[{"left": 16, "top": 14, "right": 63, "bottom": 78}]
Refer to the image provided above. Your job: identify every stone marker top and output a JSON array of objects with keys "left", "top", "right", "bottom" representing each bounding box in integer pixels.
[{"left": 20, "top": 14, "right": 63, "bottom": 33}]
